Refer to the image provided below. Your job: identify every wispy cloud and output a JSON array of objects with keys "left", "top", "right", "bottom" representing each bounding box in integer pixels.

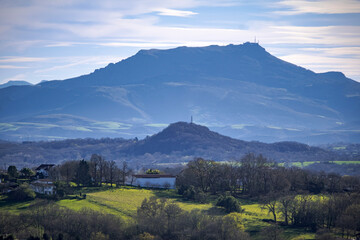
[
  {"left": 276, "top": 0, "right": 360, "bottom": 15},
  {"left": 34, "top": 56, "right": 124, "bottom": 73},
  {"left": 0, "top": 65, "right": 30, "bottom": 69},
  {"left": 144, "top": 123, "right": 169, "bottom": 128},
  {"left": 156, "top": 8, "right": 198, "bottom": 17},
  {"left": 268, "top": 45, "right": 360, "bottom": 79},
  {"left": 0, "top": 57, "right": 48, "bottom": 63},
  {"left": 0, "top": 0, "right": 359, "bottom": 83}
]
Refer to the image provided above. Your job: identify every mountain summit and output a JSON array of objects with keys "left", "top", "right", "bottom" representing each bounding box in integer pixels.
[
  {"left": 0, "top": 43, "right": 359, "bottom": 143},
  {"left": 127, "top": 121, "right": 244, "bottom": 155}
]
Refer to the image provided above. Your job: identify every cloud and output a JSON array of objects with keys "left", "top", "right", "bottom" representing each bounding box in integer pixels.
[
  {"left": 164, "top": 82, "right": 188, "bottom": 86},
  {"left": 34, "top": 56, "right": 124, "bottom": 73},
  {"left": 0, "top": 57, "right": 48, "bottom": 63},
  {"left": 144, "top": 123, "right": 169, "bottom": 127},
  {"left": 98, "top": 42, "right": 182, "bottom": 48},
  {"left": 267, "top": 45, "right": 360, "bottom": 79},
  {"left": 0, "top": 0, "right": 359, "bottom": 83},
  {"left": 268, "top": 25, "right": 360, "bottom": 45},
  {"left": 0, "top": 65, "right": 30, "bottom": 69},
  {"left": 156, "top": 8, "right": 198, "bottom": 17},
  {"left": 276, "top": 0, "right": 360, "bottom": 15},
  {"left": 231, "top": 124, "right": 253, "bottom": 129}
]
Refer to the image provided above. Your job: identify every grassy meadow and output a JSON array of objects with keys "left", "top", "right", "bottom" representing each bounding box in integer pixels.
[
  {"left": 0, "top": 186, "right": 317, "bottom": 239},
  {"left": 279, "top": 160, "right": 360, "bottom": 168},
  {"left": 58, "top": 187, "right": 214, "bottom": 222}
]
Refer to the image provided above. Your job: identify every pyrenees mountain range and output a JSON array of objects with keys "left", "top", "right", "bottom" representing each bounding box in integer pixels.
[{"left": 0, "top": 42, "right": 359, "bottom": 144}]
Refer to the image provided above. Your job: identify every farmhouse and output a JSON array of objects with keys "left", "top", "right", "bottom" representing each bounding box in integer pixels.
[
  {"left": 30, "top": 179, "right": 56, "bottom": 195},
  {"left": 36, "top": 164, "right": 55, "bottom": 178},
  {"left": 132, "top": 174, "right": 176, "bottom": 189}
]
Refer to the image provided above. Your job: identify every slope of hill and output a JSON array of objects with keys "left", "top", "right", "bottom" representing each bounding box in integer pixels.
[
  {"left": 0, "top": 43, "right": 359, "bottom": 143},
  {"left": 125, "top": 122, "right": 340, "bottom": 163},
  {"left": 0, "top": 122, "right": 350, "bottom": 169}
]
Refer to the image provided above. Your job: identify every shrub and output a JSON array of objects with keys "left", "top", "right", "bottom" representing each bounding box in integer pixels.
[
  {"left": 145, "top": 169, "right": 160, "bottom": 174},
  {"left": 216, "top": 195, "right": 243, "bottom": 213}
]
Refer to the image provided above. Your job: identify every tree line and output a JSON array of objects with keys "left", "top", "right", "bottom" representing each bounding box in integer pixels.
[
  {"left": 177, "top": 154, "right": 360, "bottom": 197},
  {"left": 0, "top": 198, "right": 250, "bottom": 240},
  {"left": 176, "top": 154, "right": 360, "bottom": 238},
  {"left": 49, "top": 154, "right": 132, "bottom": 188},
  {"left": 2, "top": 153, "right": 360, "bottom": 239}
]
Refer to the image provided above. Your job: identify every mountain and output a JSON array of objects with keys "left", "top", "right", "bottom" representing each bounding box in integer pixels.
[
  {"left": 0, "top": 80, "right": 32, "bottom": 89},
  {"left": 125, "top": 122, "right": 338, "bottom": 162},
  {"left": 0, "top": 43, "right": 359, "bottom": 143},
  {"left": 0, "top": 122, "right": 348, "bottom": 169}
]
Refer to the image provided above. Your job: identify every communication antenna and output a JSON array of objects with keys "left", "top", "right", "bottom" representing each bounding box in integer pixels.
[{"left": 191, "top": 116, "right": 193, "bottom": 124}]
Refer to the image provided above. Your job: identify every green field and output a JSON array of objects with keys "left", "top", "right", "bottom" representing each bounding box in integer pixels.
[
  {"left": 279, "top": 160, "right": 360, "bottom": 168},
  {"left": 58, "top": 187, "right": 214, "bottom": 222},
  {"left": 0, "top": 187, "right": 316, "bottom": 239}
]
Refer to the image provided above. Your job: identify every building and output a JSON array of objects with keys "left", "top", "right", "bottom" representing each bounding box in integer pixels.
[
  {"left": 132, "top": 174, "right": 176, "bottom": 189},
  {"left": 30, "top": 179, "right": 56, "bottom": 195},
  {"left": 36, "top": 164, "right": 55, "bottom": 178}
]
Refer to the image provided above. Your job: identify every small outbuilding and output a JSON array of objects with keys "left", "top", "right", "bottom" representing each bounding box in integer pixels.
[{"left": 132, "top": 174, "right": 176, "bottom": 189}]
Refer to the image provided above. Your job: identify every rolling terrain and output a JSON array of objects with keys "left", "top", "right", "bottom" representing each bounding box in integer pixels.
[
  {"left": 0, "top": 43, "right": 359, "bottom": 143},
  {"left": 0, "top": 122, "right": 354, "bottom": 169}
]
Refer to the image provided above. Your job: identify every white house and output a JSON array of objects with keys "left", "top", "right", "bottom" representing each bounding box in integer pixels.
[
  {"left": 132, "top": 174, "right": 176, "bottom": 189},
  {"left": 30, "top": 179, "right": 56, "bottom": 195}
]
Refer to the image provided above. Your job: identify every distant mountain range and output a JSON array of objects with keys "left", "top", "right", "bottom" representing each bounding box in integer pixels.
[
  {"left": 0, "top": 122, "right": 352, "bottom": 169},
  {"left": 0, "top": 80, "right": 32, "bottom": 89},
  {"left": 0, "top": 43, "right": 359, "bottom": 143}
]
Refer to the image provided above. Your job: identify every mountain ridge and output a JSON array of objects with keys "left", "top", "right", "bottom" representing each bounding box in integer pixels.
[
  {"left": 0, "top": 121, "right": 350, "bottom": 169},
  {"left": 0, "top": 80, "right": 32, "bottom": 89},
  {"left": 0, "top": 42, "right": 359, "bottom": 143}
]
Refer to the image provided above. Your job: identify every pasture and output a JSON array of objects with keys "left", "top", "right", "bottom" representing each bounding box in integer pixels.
[{"left": 0, "top": 186, "right": 317, "bottom": 239}]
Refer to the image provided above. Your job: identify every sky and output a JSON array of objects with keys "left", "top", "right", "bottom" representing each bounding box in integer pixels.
[{"left": 0, "top": 0, "right": 360, "bottom": 85}]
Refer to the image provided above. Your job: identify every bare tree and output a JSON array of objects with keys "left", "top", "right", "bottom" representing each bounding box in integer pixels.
[
  {"left": 107, "top": 160, "right": 117, "bottom": 187},
  {"left": 121, "top": 161, "right": 132, "bottom": 186},
  {"left": 262, "top": 194, "right": 278, "bottom": 223},
  {"left": 278, "top": 193, "right": 295, "bottom": 226},
  {"left": 90, "top": 154, "right": 100, "bottom": 186},
  {"left": 59, "top": 160, "right": 78, "bottom": 185}
]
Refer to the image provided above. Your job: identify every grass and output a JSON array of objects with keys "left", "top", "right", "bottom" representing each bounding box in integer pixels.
[
  {"left": 279, "top": 161, "right": 360, "bottom": 168},
  {"left": 331, "top": 161, "right": 360, "bottom": 165},
  {"left": 58, "top": 188, "right": 316, "bottom": 239},
  {"left": 0, "top": 195, "right": 33, "bottom": 214},
  {"left": 0, "top": 187, "right": 317, "bottom": 239},
  {"left": 58, "top": 186, "right": 215, "bottom": 222},
  {"left": 237, "top": 197, "right": 317, "bottom": 240}
]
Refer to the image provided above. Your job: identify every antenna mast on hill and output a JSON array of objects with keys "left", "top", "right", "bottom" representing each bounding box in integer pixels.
[{"left": 191, "top": 116, "right": 193, "bottom": 124}]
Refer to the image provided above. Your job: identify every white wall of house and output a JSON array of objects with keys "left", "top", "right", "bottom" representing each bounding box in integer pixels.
[
  {"left": 133, "top": 177, "right": 176, "bottom": 189},
  {"left": 30, "top": 180, "right": 55, "bottom": 195}
]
